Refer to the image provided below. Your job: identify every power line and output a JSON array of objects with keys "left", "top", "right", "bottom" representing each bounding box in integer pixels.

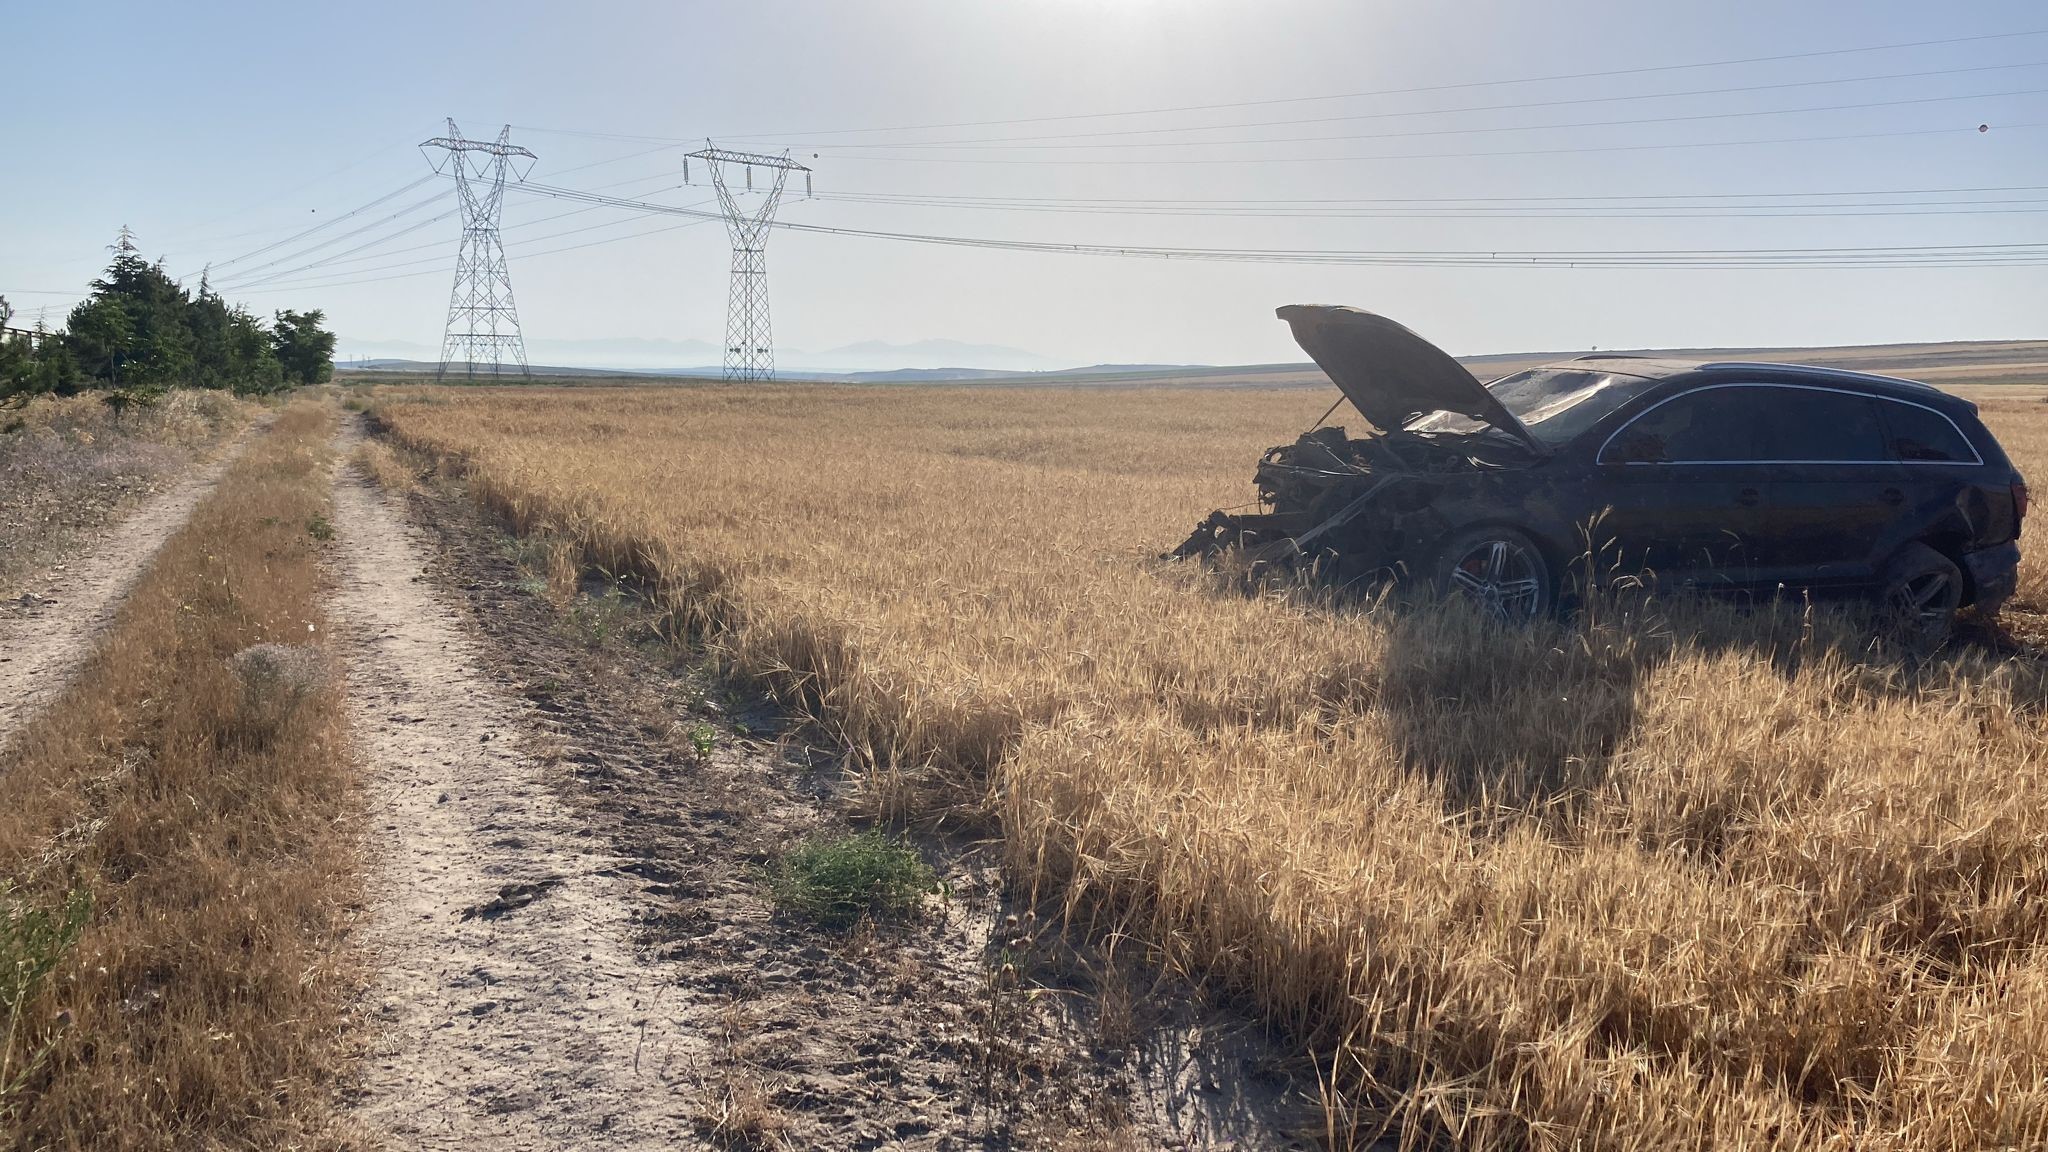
[
  {"left": 208, "top": 172, "right": 712, "bottom": 292},
  {"left": 540, "top": 141, "right": 697, "bottom": 181},
  {"left": 194, "top": 173, "right": 440, "bottom": 276},
  {"left": 798, "top": 184, "right": 2048, "bottom": 206},
  {"left": 812, "top": 121, "right": 2044, "bottom": 166},
  {"left": 206, "top": 188, "right": 453, "bottom": 287},
  {"left": 189, "top": 152, "right": 2048, "bottom": 295},
  {"left": 171, "top": 163, "right": 680, "bottom": 276},
  {"left": 223, "top": 216, "right": 720, "bottom": 295},
  {"left": 153, "top": 137, "right": 428, "bottom": 251},
  {"left": 219, "top": 198, "right": 719, "bottom": 292},
  {"left": 735, "top": 61, "right": 2048, "bottom": 152},
  {"left": 515, "top": 28, "right": 2048, "bottom": 143},
  {"left": 214, "top": 208, "right": 459, "bottom": 292},
  {"left": 506, "top": 179, "right": 2048, "bottom": 269},
  {"left": 771, "top": 84, "right": 2048, "bottom": 153},
  {"left": 808, "top": 189, "right": 2048, "bottom": 220}
]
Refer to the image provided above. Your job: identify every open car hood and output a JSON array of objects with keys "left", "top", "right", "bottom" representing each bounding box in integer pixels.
[{"left": 1277, "top": 305, "right": 1546, "bottom": 454}]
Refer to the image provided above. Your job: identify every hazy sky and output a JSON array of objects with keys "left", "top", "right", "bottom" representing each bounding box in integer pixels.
[{"left": 4, "top": 1, "right": 2046, "bottom": 368}]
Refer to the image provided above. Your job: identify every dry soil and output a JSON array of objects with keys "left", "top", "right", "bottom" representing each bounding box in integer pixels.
[{"left": 331, "top": 429, "right": 704, "bottom": 1148}]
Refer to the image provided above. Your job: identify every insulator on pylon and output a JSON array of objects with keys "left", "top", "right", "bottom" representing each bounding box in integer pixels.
[
  {"left": 682, "top": 158, "right": 690, "bottom": 184},
  {"left": 746, "top": 165, "right": 753, "bottom": 191},
  {"left": 806, "top": 172, "right": 813, "bottom": 198}
]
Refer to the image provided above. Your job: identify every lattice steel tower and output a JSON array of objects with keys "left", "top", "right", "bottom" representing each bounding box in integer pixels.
[
  {"left": 684, "top": 144, "right": 811, "bottom": 382},
  {"left": 421, "top": 120, "right": 536, "bottom": 381}
]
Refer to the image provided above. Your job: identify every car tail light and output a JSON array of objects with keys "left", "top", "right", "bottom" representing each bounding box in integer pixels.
[{"left": 2014, "top": 476, "right": 2030, "bottom": 536}]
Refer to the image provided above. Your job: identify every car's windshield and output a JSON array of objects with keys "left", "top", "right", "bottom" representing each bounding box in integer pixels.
[{"left": 1406, "top": 368, "right": 1660, "bottom": 447}]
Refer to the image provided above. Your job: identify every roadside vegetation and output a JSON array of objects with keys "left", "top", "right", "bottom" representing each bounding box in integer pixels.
[
  {"left": 0, "top": 389, "right": 253, "bottom": 596},
  {"left": 1, "top": 228, "right": 334, "bottom": 410},
  {"left": 0, "top": 403, "right": 356, "bottom": 1150},
  {"left": 373, "top": 383, "right": 2048, "bottom": 1150},
  {"left": 769, "top": 830, "right": 938, "bottom": 929}
]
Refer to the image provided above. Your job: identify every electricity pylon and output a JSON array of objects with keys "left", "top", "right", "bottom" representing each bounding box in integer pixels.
[
  {"left": 421, "top": 120, "right": 535, "bottom": 381},
  {"left": 684, "top": 144, "right": 811, "bottom": 382}
]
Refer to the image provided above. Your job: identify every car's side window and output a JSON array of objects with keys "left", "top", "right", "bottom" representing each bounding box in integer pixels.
[
  {"left": 1599, "top": 387, "right": 1758, "bottom": 463},
  {"left": 1602, "top": 384, "right": 1906, "bottom": 464},
  {"left": 1749, "top": 387, "right": 1887, "bottom": 462},
  {"left": 1877, "top": 399, "right": 1981, "bottom": 463}
]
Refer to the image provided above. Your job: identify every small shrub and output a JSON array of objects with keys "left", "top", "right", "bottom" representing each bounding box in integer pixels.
[
  {"left": 225, "top": 642, "right": 328, "bottom": 748},
  {"left": 768, "top": 831, "right": 935, "bottom": 929},
  {"left": 305, "top": 514, "right": 334, "bottom": 542}
]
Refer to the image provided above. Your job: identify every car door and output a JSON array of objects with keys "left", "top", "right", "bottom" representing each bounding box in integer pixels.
[
  {"left": 1737, "top": 385, "right": 1900, "bottom": 588},
  {"left": 1592, "top": 385, "right": 1777, "bottom": 591}
]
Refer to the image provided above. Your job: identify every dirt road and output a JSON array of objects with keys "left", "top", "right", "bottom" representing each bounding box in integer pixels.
[
  {"left": 329, "top": 436, "right": 702, "bottom": 1148},
  {"left": 333, "top": 414, "right": 1315, "bottom": 1149},
  {"left": 0, "top": 422, "right": 262, "bottom": 750}
]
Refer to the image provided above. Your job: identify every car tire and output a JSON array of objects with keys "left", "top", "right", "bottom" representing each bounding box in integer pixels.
[
  {"left": 1880, "top": 542, "right": 1964, "bottom": 650},
  {"left": 1431, "top": 525, "right": 1554, "bottom": 623}
]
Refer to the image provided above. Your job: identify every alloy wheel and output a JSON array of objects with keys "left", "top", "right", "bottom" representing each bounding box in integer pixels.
[
  {"left": 1888, "top": 568, "right": 1960, "bottom": 641},
  {"left": 1449, "top": 537, "right": 1546, "bottom": 623}
]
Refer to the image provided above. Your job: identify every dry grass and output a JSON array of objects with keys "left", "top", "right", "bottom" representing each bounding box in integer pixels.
[
  {"left": 376, "top": 382, "right": 2048, "bottom": 1150},
  {"left": 0, "top": 390, "right": 253, "bottom": 595},
  {"left": 1, "top": 388, "right": 248, "bottom": 448},
  {"left": 347, "top": 437, "right": 415, "bottom": 497},
  {"left": 699, "top": 1000, "right": 790, "bottom": 1150},
  {"left": 0, "top": 402, "right": 356, "bottom": 1150}
]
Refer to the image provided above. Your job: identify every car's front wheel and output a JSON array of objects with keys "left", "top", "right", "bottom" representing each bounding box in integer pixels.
[
  {"left": 1881, "top": 542, "right": 1964, "bottom": 649},
  {"left": 1432, "top": 525, "right": 1553, "bottom": 623}
]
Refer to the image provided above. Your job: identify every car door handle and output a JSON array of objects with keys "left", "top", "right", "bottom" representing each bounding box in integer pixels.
[
  {"left": 1880, "top": 487, "right": 1904, "bottom": 506},
  {"left": 1736, "top": 487, "right": 1761, "bottom": 507}
]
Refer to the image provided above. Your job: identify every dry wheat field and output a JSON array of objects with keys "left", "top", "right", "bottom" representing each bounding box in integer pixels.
[{"left": 372, "top": 382, "right": 2048, "bottom": 1150}]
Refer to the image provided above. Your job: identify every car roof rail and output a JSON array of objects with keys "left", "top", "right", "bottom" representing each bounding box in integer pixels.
[{"left": 1696, "top": 361, "right": 1945, "bottom": 393}]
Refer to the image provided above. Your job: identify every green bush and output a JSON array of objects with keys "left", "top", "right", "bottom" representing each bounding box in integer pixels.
[{"left": 768, "top": 831, "right": 936, "bottom": 929}]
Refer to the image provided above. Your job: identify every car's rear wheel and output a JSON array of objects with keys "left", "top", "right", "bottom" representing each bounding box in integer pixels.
[
  {"left": 1432, "top": 526, "right": 1553, "bottom": 623},
  {"left": 1881, "top": 543, "right": 1964, "bottom": 649}
]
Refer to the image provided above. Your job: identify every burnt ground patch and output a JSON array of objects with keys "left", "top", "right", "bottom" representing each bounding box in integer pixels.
[{"left": 380, "top": 444, "right": 1318, "bottom": 1151}]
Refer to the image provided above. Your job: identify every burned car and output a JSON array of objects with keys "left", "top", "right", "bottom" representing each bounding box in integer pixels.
[{"left": 1176, "top": 305, "right": 2026, "bottom": 639}]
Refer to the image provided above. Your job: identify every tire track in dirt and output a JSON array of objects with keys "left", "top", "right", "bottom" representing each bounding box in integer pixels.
[
  {"left": 371, "top": 420, "right": 1322, "bottom": 1150},
  {"left": 330, "top": 430, "right": 700, "bottom": 1149},
  {"left": 0, "top": 419, "right": 267, "bottom": 751}
]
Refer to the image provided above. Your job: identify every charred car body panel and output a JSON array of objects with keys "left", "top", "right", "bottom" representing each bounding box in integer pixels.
[{"left": 1178, "top": 306, "right": 2026, "bottom": 619}]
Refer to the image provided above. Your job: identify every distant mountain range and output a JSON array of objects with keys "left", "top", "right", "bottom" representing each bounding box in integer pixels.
[
  {"left": 340, "top": 358, "right": 1205, "bottom": 384},
  {"left": 336, "top": 336, "right": 2048, "bottom": 389},
  {"left": 812, "top": 339, "right": 1071, "bottom": 373}
]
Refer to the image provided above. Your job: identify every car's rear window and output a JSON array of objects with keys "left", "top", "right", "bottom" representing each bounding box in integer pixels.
[{"left": 1880, "top": 400, "right": 1980, "bottom": 463}]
